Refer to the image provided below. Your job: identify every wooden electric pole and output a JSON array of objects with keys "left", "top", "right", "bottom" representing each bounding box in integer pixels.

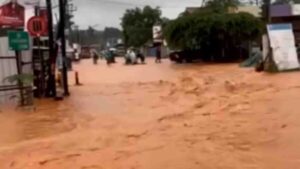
[
  {"left": 265, "top": 0, "right": 271, "bottom": 23},
  {"left": 46, "top": 0, "right": 57, "bottom": 98},
  {"left": 58, "top": 0, "right": 70, "bottom": 96}
]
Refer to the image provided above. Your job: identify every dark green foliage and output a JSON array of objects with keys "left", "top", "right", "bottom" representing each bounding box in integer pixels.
[{"left": 164, "top": 11, "right": 263, "bottom": 61}]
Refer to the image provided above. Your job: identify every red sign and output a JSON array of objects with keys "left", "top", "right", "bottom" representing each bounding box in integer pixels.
[
  {"left": 27, "top": 16, "right": 47, "bottom": 37},
  {"left": 39, "top": 8, "right": 49, "bottom": 36},
  {"left": 0, "top": 1, "right": 25, "bottom": 28}
]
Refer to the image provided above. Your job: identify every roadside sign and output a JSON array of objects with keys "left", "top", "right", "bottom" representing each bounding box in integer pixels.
[
  {"left": 0, "top": 1, "right": 25, "bottom": 28},
  {"left": 8, "top": 31, "right": 30, "bottom": 51},
  {"left": 153, "top": 25, "right": 163, "bottom": 43},
  {"left": 267, "top": 23, "right": 300, "bottom": 71},
  {"left": 27, "top": 16, "right": 47, "bottom": 37}
]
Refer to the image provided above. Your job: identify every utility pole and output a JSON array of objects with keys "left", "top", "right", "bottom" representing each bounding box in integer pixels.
[
  {"left": 46, "top": 0, "right": 57, "bottom": 98},
  {"left": 65, "top": 0, "right": 77, "bottom": 45},
  {"left": 265, "top": 0, "right": 271, "bottom": 23},
  {"left": 262, "top": 0, "right": 277, "bottom": 72},
  {"left": 59, "top": 0, "right": 70, "bottom": 96}
]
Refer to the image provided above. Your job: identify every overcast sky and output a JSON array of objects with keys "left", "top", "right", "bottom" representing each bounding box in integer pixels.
[
  {"left": 0, "top": 0, "right": 202, "bottom": 30},
  {"left": 72, "top": 0, "right": 202, "bottom": 29}
]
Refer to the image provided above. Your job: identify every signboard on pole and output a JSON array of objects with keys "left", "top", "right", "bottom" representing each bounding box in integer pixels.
[
  {"left": 8, "top": 31, "right": 30, "bottom": 51},
  {"left": 0, "top": 1, "right": 25, "bottom": 28},
  {"left": 268, "top": 24, "right": 295, "bottom": 48},
  {"left": 27, "top": 16, "right": 47, "bottom": 37},
  {"left": 267, "top": 23, "right": 300, "bottom": 71},
  {"left": 153, "top": 25, "right": 162, "bottom": 43}
]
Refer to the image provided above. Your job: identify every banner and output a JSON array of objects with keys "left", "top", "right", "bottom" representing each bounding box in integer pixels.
[
  {"left": 153, "top": 25, "right": 162, "bottom": 43},
  {"left": 0, "top": 1, "right": 25, "bottom": 28},
  {"left": 267, "top": 23, "right": 300, "bottom": 71}
]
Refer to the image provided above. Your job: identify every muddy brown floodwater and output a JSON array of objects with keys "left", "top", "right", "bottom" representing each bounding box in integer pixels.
[{"left": 0, "top": 58, "right": 300, "bottom": 169}]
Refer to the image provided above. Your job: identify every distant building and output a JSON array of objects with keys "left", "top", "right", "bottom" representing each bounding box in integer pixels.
[{"left": 230, "top": 6, "right": 261, "bottom": 17}]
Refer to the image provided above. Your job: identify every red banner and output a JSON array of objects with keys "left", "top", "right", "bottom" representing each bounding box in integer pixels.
[{"left": 0, "top": 1, "right": 25, "bottom": 28}]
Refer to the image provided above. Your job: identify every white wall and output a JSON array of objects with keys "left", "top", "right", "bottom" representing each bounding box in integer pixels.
[{"left": 0, "top": 36, "right": 33, "bottom": 105}]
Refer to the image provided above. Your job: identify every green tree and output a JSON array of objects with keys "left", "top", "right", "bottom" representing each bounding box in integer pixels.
[
  {"left": 65, "top": 13, "right": 75, "bottom": 30},
  {"left": 121, "top": 6, "right": 162, "bottom": 47},
  {"left": 164, "top": 11, "right": 263, "bottom": 61}
]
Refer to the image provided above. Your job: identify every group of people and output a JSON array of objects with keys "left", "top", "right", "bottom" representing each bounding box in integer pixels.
[
  {"left": 124, "top": 48, "right": 145, "bottom": 65},
  {"left": 91, "top": 47, "right": 162, "bottom": 66},
  {"left": 91, "top": 49, "right": 115, "bottom": 65}
]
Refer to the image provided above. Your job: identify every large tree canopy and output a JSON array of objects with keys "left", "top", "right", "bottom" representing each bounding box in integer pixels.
[
  {"left": 121, "top": 6, "right": 162, "bottom": 48},
  {"left": 164, "top": 9, "right": 263, "bottom": 61},
  {"left": 164, "top": 12, "right": 262, "bottom": 49}
]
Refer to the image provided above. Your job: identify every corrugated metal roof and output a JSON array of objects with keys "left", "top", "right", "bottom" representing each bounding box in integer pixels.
[
  {"left": 270, "top": 4, "right": 292, "bottom": 17},
  {"left": 270, "top": 4, "right": 300, "bottom": 17}
]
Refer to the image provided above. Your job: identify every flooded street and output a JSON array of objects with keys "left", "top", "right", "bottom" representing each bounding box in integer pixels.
[{"left": 1, "top": 58, "right": 300, "bottom": 169}]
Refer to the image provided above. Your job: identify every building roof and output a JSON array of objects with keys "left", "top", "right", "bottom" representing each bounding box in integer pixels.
[{"left": 270, "top": 4, "right": 300, "bottom": 17}]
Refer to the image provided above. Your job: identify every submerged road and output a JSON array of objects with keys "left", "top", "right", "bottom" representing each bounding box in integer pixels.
[{"left": 0, "top": 58, "right": 300, "bottom": 169}]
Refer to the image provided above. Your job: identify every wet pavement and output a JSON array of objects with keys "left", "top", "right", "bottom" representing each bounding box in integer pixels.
[{"left": 0, "top": 58, "right": 300, "bottom": 169}]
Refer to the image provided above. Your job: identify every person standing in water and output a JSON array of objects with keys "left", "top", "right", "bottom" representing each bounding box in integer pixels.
[
  {"left": 104, "top": 49, "right": 113, "bottom": 66},
  {"left": 155, "top": 45, "right": 162, "bottom": 63},
  {"left": 92, "top": 49, "right": 99, "bottom": 65},
  {"left": 137, "top": 49, "right": 146, "bottom": 64}
]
